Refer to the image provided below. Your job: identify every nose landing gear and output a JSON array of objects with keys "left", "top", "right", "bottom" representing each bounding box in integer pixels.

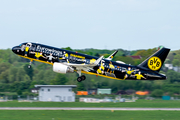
[{"left": 28, "top": 59, "right": 33, "bottom": 69}]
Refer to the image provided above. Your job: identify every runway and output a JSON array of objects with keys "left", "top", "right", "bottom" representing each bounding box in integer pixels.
[{"left": 0, "top": 107, "right": 180, "bottom": 111}]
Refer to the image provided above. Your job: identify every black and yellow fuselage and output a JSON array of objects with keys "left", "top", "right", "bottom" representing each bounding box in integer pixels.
[{"left": 12, "top": 42, "right": 169, "bottom": 81}]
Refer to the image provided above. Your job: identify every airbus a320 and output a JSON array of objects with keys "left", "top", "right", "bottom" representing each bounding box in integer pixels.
[{"left": 12, "top": 42, "right": 170, "bottom": 82}]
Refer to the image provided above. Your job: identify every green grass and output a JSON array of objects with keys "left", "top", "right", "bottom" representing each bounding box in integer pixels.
[
  {"left": 0, "top": 99, "right": 180, "bottom": 108},
  {"left": 0, "top": 100, "right": 180, "bottom": 120},
  {"left": 0, "top": 110, "right": 179, "bottom": 120}
]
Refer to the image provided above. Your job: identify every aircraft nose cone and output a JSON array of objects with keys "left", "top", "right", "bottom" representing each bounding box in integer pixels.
[{"left": 12, "top": 46, "right": 20, "bottom": 53}]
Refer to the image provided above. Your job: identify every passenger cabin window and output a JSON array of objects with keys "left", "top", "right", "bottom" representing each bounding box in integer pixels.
[{"left": 48, "top": 89, "right": 50, "bottom": 92}]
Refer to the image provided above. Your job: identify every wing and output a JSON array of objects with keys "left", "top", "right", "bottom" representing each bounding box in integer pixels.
[{"left": 64, "top": 56, "right": 104, "bottom": 72}]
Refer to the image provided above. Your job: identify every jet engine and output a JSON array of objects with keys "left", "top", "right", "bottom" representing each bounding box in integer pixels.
[{"left": 53, "top": 62, "right": 74, "bottom": 74}]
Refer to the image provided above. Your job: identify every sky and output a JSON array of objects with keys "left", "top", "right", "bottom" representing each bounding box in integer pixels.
[{"left": 0, "top": 0, "right": 180, "bottom": 51}]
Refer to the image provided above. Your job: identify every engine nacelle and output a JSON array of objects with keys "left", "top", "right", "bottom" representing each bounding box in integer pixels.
[{"left": 53, "top": 62, "right": 74, "bottom": 74}]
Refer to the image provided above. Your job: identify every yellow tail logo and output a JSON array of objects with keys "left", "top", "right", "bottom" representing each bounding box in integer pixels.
[{"left": 148, "top": 57, "right": 162, "bottom": 71}]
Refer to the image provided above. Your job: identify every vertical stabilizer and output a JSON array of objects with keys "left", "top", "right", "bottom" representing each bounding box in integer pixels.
[{"left": 138, "top": 47, "right": 170, "bottom": 72}]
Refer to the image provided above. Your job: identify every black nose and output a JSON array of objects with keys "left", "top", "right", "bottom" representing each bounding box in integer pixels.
[{"left": 12, "top": 46, "right": 20, "bottom": 53}]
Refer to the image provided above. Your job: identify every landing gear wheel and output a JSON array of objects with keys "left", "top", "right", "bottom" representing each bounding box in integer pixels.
[
  {"left": 77, "top": 75, "right": 86, "bottom": 82},
  {"left": 81, "top": 75, "right": 86, "bottom": 80},
  {"left": 77, "top": 77, "right": 82, "bottom": 82},
  {"left": 28, "top": 65, "right": 31, "bottom": 69},
  {"left": 28, "top": 60, "right": 33, "bottom": 69}
]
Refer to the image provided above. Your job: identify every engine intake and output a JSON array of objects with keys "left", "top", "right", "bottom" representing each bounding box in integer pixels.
[{"left": 53, "top": 62, "right": 74, "bottom": 74}]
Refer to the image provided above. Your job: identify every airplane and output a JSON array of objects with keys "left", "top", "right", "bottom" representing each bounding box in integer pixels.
[{"left": 12, "top": 42, "right": 170, "bottom": 82}]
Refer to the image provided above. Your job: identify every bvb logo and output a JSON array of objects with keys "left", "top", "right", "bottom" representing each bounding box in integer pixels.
[{"left": 148, "top": 57, "right": 162, "bottom": 71}]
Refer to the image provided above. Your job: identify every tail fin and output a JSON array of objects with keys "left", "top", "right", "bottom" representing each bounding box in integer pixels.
[{"left": 138, "top": 47, "right": 170, "bottom": 72}]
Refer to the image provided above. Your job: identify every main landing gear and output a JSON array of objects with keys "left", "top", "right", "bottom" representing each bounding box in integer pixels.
[
  {"left": 76, "top": 70, "right": 86, "bottom": 82},
  {"left": 77, "top": 75, "right": 86, "bottom": 82}
]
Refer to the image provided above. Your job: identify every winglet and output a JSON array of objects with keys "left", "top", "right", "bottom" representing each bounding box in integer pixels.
[
  {"left": 94, "top": 56, "right": 104, "bottom": 65},
  {"left": 106, "top": 50, "right": 118, "bottom": 60}
]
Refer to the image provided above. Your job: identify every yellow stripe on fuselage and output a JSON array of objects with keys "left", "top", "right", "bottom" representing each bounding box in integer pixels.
[{"left": 81, "top": 71, "right": 124, "bottom": 80}]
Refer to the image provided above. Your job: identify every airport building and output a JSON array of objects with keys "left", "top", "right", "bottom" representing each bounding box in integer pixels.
[
  {"left": 35, "top": 85, "right": 77, "bottom": 102},
  {"left": 97, "top": 88, "right": 111, "bottom": 94}
]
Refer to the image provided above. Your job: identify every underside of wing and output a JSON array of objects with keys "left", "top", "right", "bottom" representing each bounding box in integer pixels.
[{"left": 64, "top": 56, "right": 104, "bottom": 72}]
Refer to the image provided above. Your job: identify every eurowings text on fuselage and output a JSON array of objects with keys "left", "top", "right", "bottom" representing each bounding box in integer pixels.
[{"left": 12, "top": 42, "right": 170, "bottom": 82}]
